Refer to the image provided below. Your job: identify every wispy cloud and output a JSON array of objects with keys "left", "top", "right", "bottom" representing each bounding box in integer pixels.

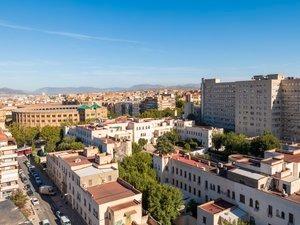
[{"left": 0, "top": 20, "right": 140, "bottom": 44}]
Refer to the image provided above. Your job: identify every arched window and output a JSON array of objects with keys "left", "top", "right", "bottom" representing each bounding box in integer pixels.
[{"left": 249, "top": 198, "right": 253, "bottom": 207}]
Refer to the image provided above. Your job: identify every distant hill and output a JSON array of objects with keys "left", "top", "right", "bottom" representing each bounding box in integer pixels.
[
  {"left": 0, "top": 87, "right": 27, "bottom": 95},
  {"left": 1, "top": 83, "right": 200, "bottom": 95}
]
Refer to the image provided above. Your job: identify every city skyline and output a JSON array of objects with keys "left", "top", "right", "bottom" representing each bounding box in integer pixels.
[{"left": 1, "top": 0, "right": 300, "bottom": 90}]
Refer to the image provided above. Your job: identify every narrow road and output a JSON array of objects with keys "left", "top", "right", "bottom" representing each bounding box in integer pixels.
[{"left": 18, "top": 155, "right": 86, "bottom": 225}]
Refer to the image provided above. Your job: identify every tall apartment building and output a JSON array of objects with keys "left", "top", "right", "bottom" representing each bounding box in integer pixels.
[
  {"left": 153, "top": 143, "right": 300, "bottom": 225},
  {"left": 281, "top": 78, "right": 300, "bottom": 141},
  {"left": 235, "top": 74, "right": 284, "bottom": 137},
  {"left": 46, "top": 148, "right": 157, "bottom": 225},
  {"left": 12, "top": 103, "right": 108, "bottom": 127},
  {"left": 201, "top": 74, "right": 300, "bottom": 141},
  {"left": 0, "top": 131, "right": 18, "bottom": 199},
  {"left": 201, "top": 78, "right": 235, "bottom": 131}
]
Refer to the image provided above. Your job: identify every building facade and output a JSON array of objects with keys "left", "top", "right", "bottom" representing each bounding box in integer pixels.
[
  {"left": 46, "top": 148, "right": 157, "bottom": 225},
  {"left": 201, "top": 75, "right": 300, "bottom": 141},
  {"left": 201, "top": 78, "right": 236, "bottom": 131},
  {"left": 12, "top": 104, "right": 108, "bottom": 127},
  {"left": 0, "top": 131, "right": 18, "bottom": 199},
  {"left": 153, "top": 145, "right": 300, "bottom": 225}
]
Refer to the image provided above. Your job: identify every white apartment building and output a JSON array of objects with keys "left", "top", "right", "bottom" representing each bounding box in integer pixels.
[
  {"left": 174, "top": 120, "right": 223, "bottom": 148},
  {"left": 46, "top": 148, "right": 157, "bottom": 225},
  {"left": 153, "top": 144, "right": 300, "bottom": 225},
  {"left": 0, "top": 131, "right": 18, "bottom": 199},
  {"left": 201, "top": 74, "right": 300, "bottom": 141},
  {"left": 201, "top": 78, "right": 236, "bottom": 131}
]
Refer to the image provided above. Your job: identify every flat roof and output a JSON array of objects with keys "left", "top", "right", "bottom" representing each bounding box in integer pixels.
[
  {"left": 283, "top": 153, "right": 300, "bottom": 163},
  {"left": 0, "top": 200, "right": 31, "bottom": 225},
  {"left": 87, "top": 180, "right": 137, "bottom": 205},
  {"left": 229, "top": 168, "right": 266, "bottom": 180},
  {"left": 74, "top": 165, "right": 114, "bottom": 177},
  {"left": 110, "top": 200, "right": 139, "bottom": 212},
  {"left": 200, "top": 199, "right": 234, "bottom": 214},
  {"left": 63, "top": 155, "right": 92, "bottom": 167}
]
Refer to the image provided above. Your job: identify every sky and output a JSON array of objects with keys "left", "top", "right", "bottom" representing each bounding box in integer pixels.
[{"left": 0, "top": 0, "right": 300, "bottom": 90}]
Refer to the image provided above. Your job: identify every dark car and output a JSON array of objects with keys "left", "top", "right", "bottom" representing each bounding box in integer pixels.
[{"left": 27, "top": 189, "right": 34, "bottom": 196}]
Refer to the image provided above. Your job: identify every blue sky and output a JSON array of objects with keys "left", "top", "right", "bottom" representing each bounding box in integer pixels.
[{"left": 0, "top": 0, "right": 300, "bottom": 90}]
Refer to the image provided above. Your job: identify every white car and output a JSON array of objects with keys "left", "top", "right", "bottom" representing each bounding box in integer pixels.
[
  {"left": 41, "top": 219, "right": 51, "bottom": 225},
  {"left": 31, "top": 197, "right": 39, "bottom": 205}
]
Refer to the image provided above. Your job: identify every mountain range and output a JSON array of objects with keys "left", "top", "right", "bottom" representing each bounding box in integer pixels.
[{"left": 0, "top": 83, "right": 200, "bottom": 95}]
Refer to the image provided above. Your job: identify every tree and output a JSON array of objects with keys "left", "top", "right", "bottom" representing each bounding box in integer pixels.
[
  {"left": 138, "top": 138, "right": 148, "bottom": 148},
  {"left": 11, "top": 189, "right": 27, "bottom": 209},
  {"left": 156, "top": 136, "right": 175, "bottom": 155},
  {"left": 132, "top": 142, "right": 143, "bottom": 154},
  {"left": 176, "top": 99, "right": 185, "bottom": 109},
  {"left": 250, "top": 132, "right": 280, "bottom": 157},
  {"left": 56, "top": 137, "right": 85, "bottom": 151},
  {"left": 147, "top": 184, "right": 183, "bottom": 225},
  {"left": 183, "top": 143, "right": 191, "bottom": 151},
  {"left": 119, "top": 152, "right": 183, "bottom": 225},
  {"left": 223, "top": 132, "right": 250, "bottom": 155},
  {"left": 186, "top": 199, "right": 198, "bottom": 217},
  {"left": 9, "top": 123, "right": 39, "bottom": 147},
  {"left": 164, "top": 130, "right": 180, "bottom": 145},
  {"left": 212, "top": 133, "right": 225, "bottom": 150},
  {"left": 40, "top": 126, "right": 61, "bottom": 144},
  {"left": 44, "top": 141, "right": 56, "bottom": 153}
]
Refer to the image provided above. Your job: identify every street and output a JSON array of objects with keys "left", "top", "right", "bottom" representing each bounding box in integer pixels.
[{"left": 18, "top": 155, "right": 87, "bottom": 225}]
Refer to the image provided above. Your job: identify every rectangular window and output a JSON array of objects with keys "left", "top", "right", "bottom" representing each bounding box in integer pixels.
[
  {"left": 289, "top": 213, "right": 294, "bottom": 224},
  {"left": 240, "top": 194, "right": 245, "bottom": 204},
  {"left": 232, "top": 191, "right": 235, "bottom": 200},
  {"left": 202, "top": 216, "right": 206, "bottom": 224}
]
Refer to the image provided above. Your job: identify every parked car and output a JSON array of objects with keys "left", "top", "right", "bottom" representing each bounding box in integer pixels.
[
  {"left": 55, "top": 210, "right": 61, "bottom": 219},
  {"left": 60, "top": 216, "right": 71, "bottom": 225},
  {"left": 41, "top": 219, "right": 51, "bottom": 225},
  {"left": 31, "top": 197, "right": 39, "bottom": 205},
  {"left": 35, "top": 177, "right": 42, "bottom": 186}
]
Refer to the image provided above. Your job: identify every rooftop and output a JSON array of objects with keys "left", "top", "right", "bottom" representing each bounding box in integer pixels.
[
  {"left": 63, "top": 155, "right": 92, "bottom": 167},
  {"left": 87, "top": 180, "right": 138, "bottom": 205},
  {"left": 200, "top": 199, "right": 235, "bottom": 214},
  {"left": 171, "top": 154, "right": 212, "bottom": 171},
  {"left": 229, "top": 168, "right": 266, "bottom": 180},
  {"left": 74, "top": 165, "right": 114, "bottom": 177},
  {"left": 0, "top": 200, "right": 31, "bottom": 225},
  {"left": 109, "top": 200, "right": 140, "bottom": 212}
]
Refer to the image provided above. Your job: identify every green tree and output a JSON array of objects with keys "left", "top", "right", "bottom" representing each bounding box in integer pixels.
[
  {"left": 212, "top": 133, "right": 226, "bottom": 150},
  {"left": 44, "top": 141, "right": 56, "bottom": 153},
  {"left": 250, "top": 132, "right": 280, "bottom": 157},
  {"left": 119, "top": 152, "right": 183, "bottom": 225},
  {"left": 156, "top": 136, "right": 175, "bottom": 155},
  {"left": 9, "top": 123, "right": 39, "bottom": 147},
  {"left": 40, "top": 126, "right": 61, "bottom": 144},
  {"left": 132, "top": 142, "right": 143, "bottom": 154},
  {"left": 223, "top": 132, "right": 250, "bottom": 155},
  {"left": 11, "top": 189, "right": 27, "bottom": 209},
  {"left": 183, "top": 143, "right": 191, "bottom": 151},
  {"left": 176, "top": 99, "right": 185, "bottom": 109},
  {"left": 138, "top": 138, "right": 148, "bottom": 148},
  {"left": 186, "top": 199, "right": 198, "bottom": 217}
]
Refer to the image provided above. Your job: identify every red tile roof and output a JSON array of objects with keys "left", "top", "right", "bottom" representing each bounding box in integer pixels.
[
  {"left": 200, "top": 199, "right": 234, "bottom": 214},
  {"left": 87, "top": 181, "right": 136, "bottom": 205},
  {"left": 63, "top": 155, "right": 92, "bottom": 167}
]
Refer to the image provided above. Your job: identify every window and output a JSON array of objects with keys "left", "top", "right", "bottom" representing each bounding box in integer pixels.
[
  {"left": 281, "top": 212, "right": 285, "bottom": 219},
  {"left": 198, "top": 190, "right": 201, "bottom": 197},
  {"left": 198, "top": 176, "right": 201, "bottom": 184},
  {"left": 255, "top": 200, "right": 259, "bottom": 210},
  {"left": 217, "top": 185, "right": 220, "bottom": 194},
  {"left": 188, "top": 173, "right": 191, "bottom": 181},
  {"left": 193, "top": 174, "right": 196, "bottom": 182},
  {"left": 288, "top": 213, "right": 294, "bottom": 224},
  {"left": 249, "top": 198, "right": 253, "bottom": 207},
  {"left": 227, "top": 189, "right": 230, "bottom": 197},
  {"left": 268, "top": 205, "right": 273, "bottom": 217},
  {"left": 202, "top": 216, "right": 206, "bottom": 224},
  {"left": 240, "top": 194, "right": 245, "bottom": 203},
  {"left": 232, "top": 191, "right": 235, "bottom": 200},
  {"left": 205, "top": 181, "right": 208, "bottom": 189}
]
